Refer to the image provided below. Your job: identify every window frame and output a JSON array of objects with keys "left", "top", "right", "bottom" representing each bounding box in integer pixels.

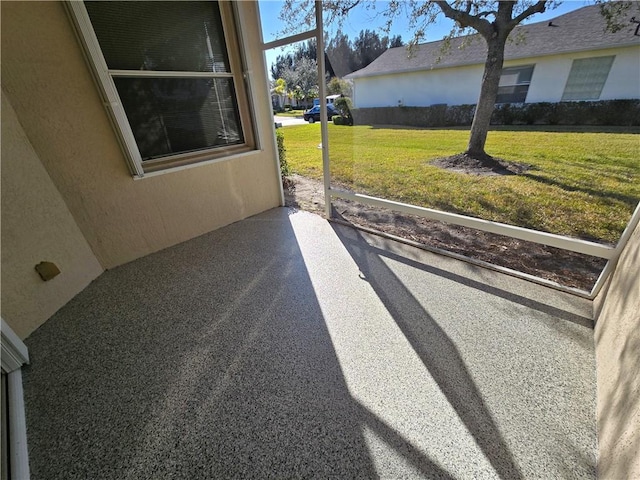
[
  {"left": 495, "top": 64, "right": 535, "bottom": 104},
  {"left": 561, "top": 55, "right": 615, "bottom": 102},
  {"left": 67, "top": 1, "right": 255, "bottom": 178}
]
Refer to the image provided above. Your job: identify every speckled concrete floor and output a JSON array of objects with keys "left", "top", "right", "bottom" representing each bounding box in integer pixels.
[{"left": 22, "top": 207, "right": 596, "bottom": 479}]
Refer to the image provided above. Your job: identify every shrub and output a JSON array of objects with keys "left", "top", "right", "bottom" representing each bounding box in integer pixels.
[
  {"left": 352, "top": 100, "right": 640, "bottom": 127},
  {"left": 276, "top": 129, "right": 289, "bottom": 178},
  {"left": 332, "top": 115, "right": 354, "bottom": 126},
  {"left": 333, "top": 96, "right": 354, "bottom": 125}
]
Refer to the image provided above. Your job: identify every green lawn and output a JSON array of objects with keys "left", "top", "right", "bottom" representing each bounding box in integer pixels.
[
  {"left": 281, "top": 124, "right": 640, "bottom": 244},
  {"left": 275, "top": 110, "right": 306, "bottom": 117}
]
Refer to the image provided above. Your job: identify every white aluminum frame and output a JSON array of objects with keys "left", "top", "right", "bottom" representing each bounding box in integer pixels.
[
  {"left": 1, "top": 318, "right": 31, "bottom": 480},
  {"left": 259, "top": 1, "right": 637, "bottom": 300},
  {"left": 329, "top": 190, "right": 638, "bottom": 299},
  {"left": 497, "top": 64, "right": 535, "bottom": 103},
  {"left": 258, "top": 2, "right": 326, "bottom": 209}
]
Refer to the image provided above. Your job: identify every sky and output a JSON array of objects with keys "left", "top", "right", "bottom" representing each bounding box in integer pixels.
[{"left": 258, "top": 0, "right": 590, "bottom": 79}]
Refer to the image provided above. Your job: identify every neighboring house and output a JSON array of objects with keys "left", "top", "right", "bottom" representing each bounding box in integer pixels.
[
  {"left": 271, "top": 89, "right": 285, "bottom": 110},
  {"left": 345, "top": 6, "right": 640, "bottom": 108}
]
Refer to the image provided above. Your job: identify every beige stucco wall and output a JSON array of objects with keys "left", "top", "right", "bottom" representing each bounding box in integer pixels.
[
  {"left": 1, "top": 1, "right": 281, "bottom": 270},
  {"left": 1, "top": 90, "right": 104, "bottom": 339},
  {"left": 594, "top": 218, "right": 640, "bottom": 479}
]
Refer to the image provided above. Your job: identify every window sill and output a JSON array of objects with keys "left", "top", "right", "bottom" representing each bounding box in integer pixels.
[{"left": 133, "top": 148, "right": 264, "bottom": 180}]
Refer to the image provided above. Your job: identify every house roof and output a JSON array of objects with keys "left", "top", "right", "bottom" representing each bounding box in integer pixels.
[{"left": 345, "top": 5, "right": 640, "bottom": 79}]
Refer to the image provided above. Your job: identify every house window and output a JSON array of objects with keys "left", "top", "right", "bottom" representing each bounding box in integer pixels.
[
  {"left": 69, "top": 1, "right": 255, "bottom": 177},
  {"left": 561, "top": 56, "right": 615, "bottom": 101},
  {"left": 496, "top": 65, "right": 534, "bottom": 104}
]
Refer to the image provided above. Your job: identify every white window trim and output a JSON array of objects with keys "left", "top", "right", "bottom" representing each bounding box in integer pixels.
[
  {"left": 66, "top": 1, "right": 255, "bottom": 178},
  {"left": 1, "top": 318, "right": 30, "bottom": 480},
  {"left": 496, "top": 64, "right": 535, "bottom": 103},
  {"left": 561, "top": 55, "right": 616, "bottom": 102}
]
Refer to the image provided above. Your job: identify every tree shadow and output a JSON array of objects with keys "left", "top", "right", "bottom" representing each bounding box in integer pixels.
[
  {"left": 489, "top": 125, "right": 640, "bottom": 134},
  {"left": 332, "top": 223, "right": 526, "bottom": 480},
  {"left": 521, "top": 172, "right": 639, "bottom": 210},
  {"left": 333, "top": 219, "right": 593, "bottom": 327},
  {"left": 21, "top": 208, "right": 457, "bottom": 479}
]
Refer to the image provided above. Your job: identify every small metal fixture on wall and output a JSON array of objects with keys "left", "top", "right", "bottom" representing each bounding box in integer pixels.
[{"left": 35, "top": 261, "right": 60, "bottom": 281}]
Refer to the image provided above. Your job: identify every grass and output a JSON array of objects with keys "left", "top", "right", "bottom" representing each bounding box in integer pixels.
[
  {"left": 275, "top": 110, "right": 306, "bottom": 117},
  {"left": 281, "top": 124, "right": 640, "bottom": 244}
]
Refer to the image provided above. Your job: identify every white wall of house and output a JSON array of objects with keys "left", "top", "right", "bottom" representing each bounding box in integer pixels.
[
  {"left": 1, "top": 1, "right": 281, "bottom": 337},
  {"left": 353, "top": 45, "right": 640, "bottom": 108},
  {"left": 353, "top": 64, "right": 484, "bottom": 108},
  {"left": 526, "top": 46, "right": 640, "bottom": 103}
]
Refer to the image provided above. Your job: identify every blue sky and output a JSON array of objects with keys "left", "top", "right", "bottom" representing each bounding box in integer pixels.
[{"left": 258, "top": 0, "right": 590, "bottom": 79}]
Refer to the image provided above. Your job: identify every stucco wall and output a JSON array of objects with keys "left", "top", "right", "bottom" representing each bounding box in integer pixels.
[
  {"left": 1, "top": 1, "right": 281, "bottom": 270},
  {"left": 593, "top": 218, "right": 640, "bottom": 479},
  {"left": 353, "top": 45, "right": 640, "bottom": 108},
  {"left": 526, "top": 46, "right": 640, "bottom": 103},
  {"left": 1, "top": 90, "right": 103, "bottom": 339},
  {"left": 354, "top": 64, "right": 484, "bottom": 108}
]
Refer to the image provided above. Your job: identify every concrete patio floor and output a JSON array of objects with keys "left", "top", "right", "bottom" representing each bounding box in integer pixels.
[{"left": 22, "top": 207, "right": 596, "bottom": 479}]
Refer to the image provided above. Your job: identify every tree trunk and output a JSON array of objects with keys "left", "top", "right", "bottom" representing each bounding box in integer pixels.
[{"left": 466, "top": 35, "right": 508, "bottom": 158}]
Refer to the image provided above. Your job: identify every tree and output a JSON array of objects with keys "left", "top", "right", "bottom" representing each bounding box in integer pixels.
[
  {"left": 270, "top": 39, "right": 318, "bottom": 80},
  {"left": 281, "top": 57, "right": 319, "bottom": 105},
  {"left": 351, "top": 29, "right": 391, "bottom": 71},
  {"left": 433, "top": 1, "right": 548, "bottom": 159},
  {"left": 273, "top": 77, "right": 287, "bottom": 97},
  {"left": 279, "top": 1, "right": 562, "bottom": 164},
  {"left": 333, "top": 96, "right": 354, "bottom": 125},
  {"left": 273, "top": 77, "right": 288, "bottom": 108},
  {"left": 327, "top": 77, "right": 352, "bottom": 97},
  {"left": 326, "top": 31, "right": 353, "bottom": 77},
  {"left": 389, "top": 35, "right": 404, "bottom": 48},
  {"left": 270, "top": 53, "right": 293, "bottom": 83}
]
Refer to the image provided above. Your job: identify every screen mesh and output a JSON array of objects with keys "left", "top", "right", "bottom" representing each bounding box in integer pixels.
[
  {"left": 85, "top": 1, "right": 230, "bottom": 73},
  {"left": 114, "top": 77, "right": 243, "bottom": 160}
]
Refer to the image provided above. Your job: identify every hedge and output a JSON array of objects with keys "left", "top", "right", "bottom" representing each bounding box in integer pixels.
[
  {"left": 276, "top": 129, "right": 289, "bottom": 178},
  {"left": 332, "top": 115, "right": 353, "bottom": 126},
  {"left": 351, "top": 99, "right": 640, "bottom": 127}
]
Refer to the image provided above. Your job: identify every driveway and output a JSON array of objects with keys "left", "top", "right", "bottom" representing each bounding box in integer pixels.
[{"left": 274, "top": 115, "right": 307, "bottom": 127}]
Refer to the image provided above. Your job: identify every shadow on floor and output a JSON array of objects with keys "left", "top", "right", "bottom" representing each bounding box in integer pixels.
[
  {"left": 22, "top": 209, "right": 454, "bottom": 479},
  {"left": 332, "top": 223, "right": 525, "bottom": 480}
]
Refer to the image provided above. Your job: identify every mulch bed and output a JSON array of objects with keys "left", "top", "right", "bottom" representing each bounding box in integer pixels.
[{"left": 284, "top": 169, "right": 606, "bottom": 292}]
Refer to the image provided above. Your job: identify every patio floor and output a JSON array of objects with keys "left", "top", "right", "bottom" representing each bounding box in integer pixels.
[{"left": 22, "top": 207, "right": 596, "bottom": 479}]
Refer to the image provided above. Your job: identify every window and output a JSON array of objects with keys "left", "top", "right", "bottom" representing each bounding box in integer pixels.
[
  {"left": 561, "top": 56, "right": 615, "bottom": 101},
  {"left": 496, "top": 65, "right": 534, "bottom": 104},
  {"left": 69, "top": 1, "right": 254, "bottom": 177}
]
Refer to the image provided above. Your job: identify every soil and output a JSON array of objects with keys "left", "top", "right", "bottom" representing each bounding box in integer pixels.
[
  {"left": 283, "top": 165, "right": 607, "bottom": 292},
  {"left": 431, "top": 153, "right": 532, "bottom": 175}
]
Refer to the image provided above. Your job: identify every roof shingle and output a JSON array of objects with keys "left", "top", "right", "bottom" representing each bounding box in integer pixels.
[{"left": 345, "top": 5, "right": 640, "bottom": 79}]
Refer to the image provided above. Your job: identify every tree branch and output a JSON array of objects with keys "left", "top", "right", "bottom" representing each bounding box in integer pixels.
[
  {"left": 477, "top": 10, "right": 497, "bottom": 18},
  {"left": 322, "top": 0, "right": 362, "bottom": 21},
  {"left": 508, "top": 1, "right": 548, "bottom": 30},
  {"left": 496, "top": 1, "right": 514, "bottom": 23},
  {"left": 433, "top": 1, "right": 492, "bottom": 37},
  {"left": 465, "top": 0, "right": 472, "bottom": 14}
]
